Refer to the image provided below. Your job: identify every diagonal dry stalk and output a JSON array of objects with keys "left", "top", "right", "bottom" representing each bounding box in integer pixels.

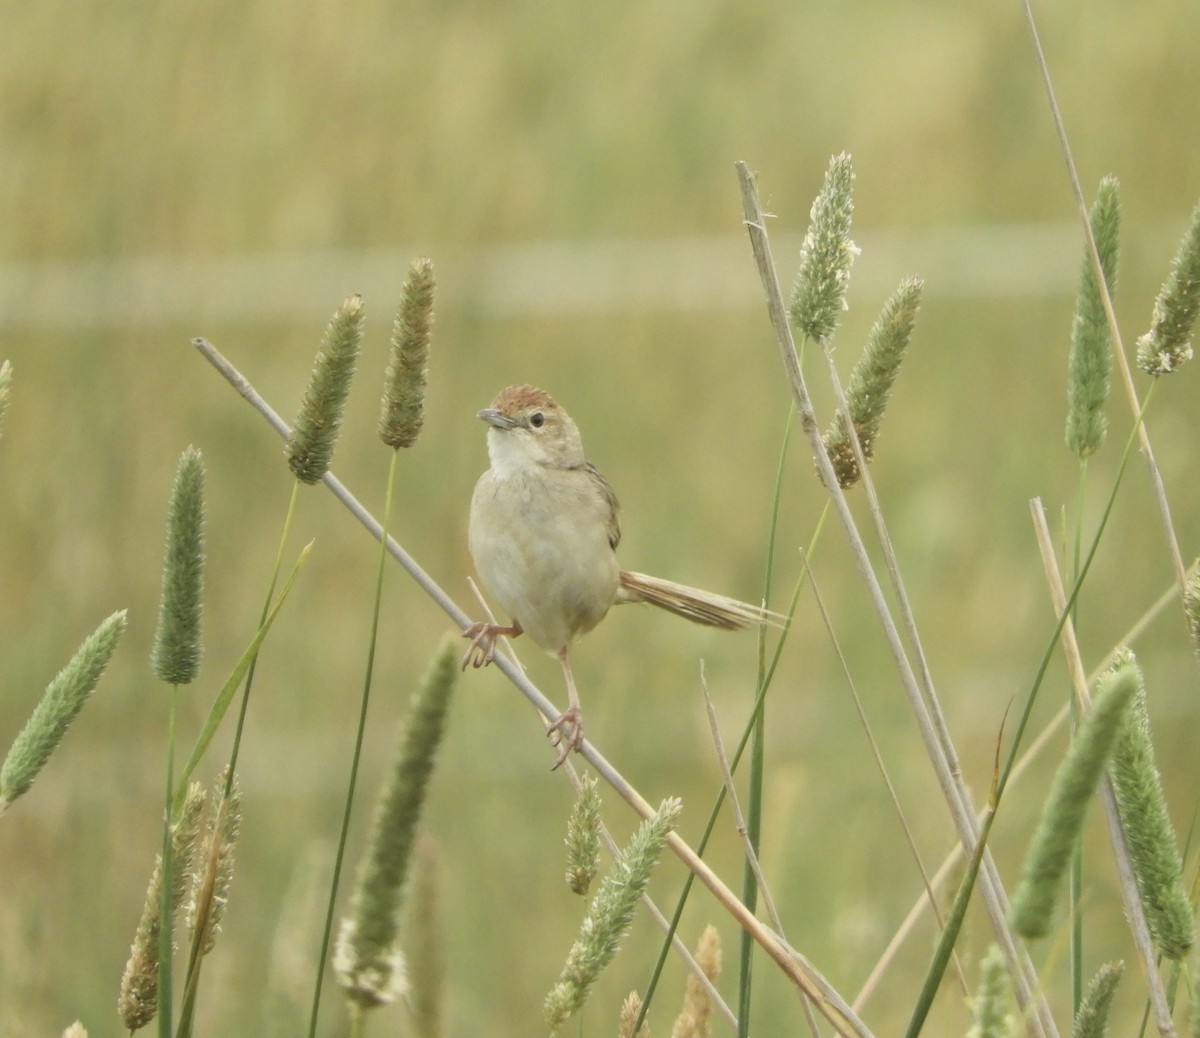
[
  {"left": 734, "top": 163, "right": 1058, "bottom": 1038},
  {"left": 192, "top": 337, "right": 873, "bottom": 1038}
]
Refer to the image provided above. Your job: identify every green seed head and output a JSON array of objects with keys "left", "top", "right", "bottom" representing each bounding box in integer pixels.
[
  {"left": 380, "top": 257, "right": 435, "bottom": 450},
  {"left": 1136, "top": 199, "right": 1200, "bottom": 376},
  {"left": 1066, "top": 176, "right": 1121, "bottom": 459},
  {"left": 151, "top": 446, "right": 206, "bottom": 685},
  {"left": 789, "top": 153, "right": 858, "bottom": 345},
  {"left": 287, "top": 294, "right": 364, "bottom": 483}
]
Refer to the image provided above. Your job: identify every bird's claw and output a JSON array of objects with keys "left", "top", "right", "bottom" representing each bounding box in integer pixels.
[
  {"left": 461, "top": 621, "right": 499, "bottom": 670},
  {"left": 547, "top": 707, "right": 584, "bottom": 770},
  {"left": 460, "top": 620, "right": 523, "bottom": 670}
]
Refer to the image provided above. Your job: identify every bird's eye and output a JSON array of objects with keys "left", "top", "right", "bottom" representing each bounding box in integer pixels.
[{"left": 529, "top": 411, "right": 545, "bottom": 428}]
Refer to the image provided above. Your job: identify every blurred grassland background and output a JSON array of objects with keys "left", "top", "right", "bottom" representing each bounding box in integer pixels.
[{"left": 3, "top": 1, "right": 1200, "bottom": 1035}]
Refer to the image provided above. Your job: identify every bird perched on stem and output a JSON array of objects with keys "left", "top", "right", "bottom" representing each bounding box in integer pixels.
[{"left": 463, "top": 384, "right": 774, "bottom": 768}]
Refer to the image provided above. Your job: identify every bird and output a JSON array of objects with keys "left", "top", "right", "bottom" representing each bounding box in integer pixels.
[{"left": 463, "top": 384, "right": 774, "bottom": 768}]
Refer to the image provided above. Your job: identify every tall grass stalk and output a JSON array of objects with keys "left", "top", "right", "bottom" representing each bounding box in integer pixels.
[
  {"left": 562, "top": 753, "right": 737, "bottom": 1033},
  {"left": 1070, "top": 962, "right": 1123, "bottom": 1038},
  {"left": 306, "top": 450, "right": 400, "bottom": 1038},
  {"left": 904, "top": 778, "right": 1001, "bottom": 1038},
  {"left": 1108, "top": 655, "right": 1194, "bottom": 961},
  {"left": 157, "top": 691, "right": 178, "bottom": 1038},
  {"left": 737, "top": 402, "right": 799, "bottom": 1038},
  {"left": 737, "top": 160, "right": 1054, "bottom": 1037},
  {"left": 966, "top": 945, "right": 1012, "bottom": 1038}
]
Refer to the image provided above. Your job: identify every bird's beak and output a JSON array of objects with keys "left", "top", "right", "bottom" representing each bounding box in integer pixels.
[{"left": 477, "top": 407, "right": 520, "bottom": 429}]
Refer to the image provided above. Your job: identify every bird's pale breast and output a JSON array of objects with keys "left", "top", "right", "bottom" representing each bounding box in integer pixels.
[{"left": 469, "top": 464, "right": 620, "bottom": 653}]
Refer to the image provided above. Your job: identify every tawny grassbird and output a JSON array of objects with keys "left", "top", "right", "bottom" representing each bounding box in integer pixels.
[{"left": 464, "top": 384, "right": 772, "bottom": 767}]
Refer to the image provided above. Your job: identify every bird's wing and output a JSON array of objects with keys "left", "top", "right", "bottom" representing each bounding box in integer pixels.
[{"left": 585, "top": 460, "right": 621, "bottom": 550}]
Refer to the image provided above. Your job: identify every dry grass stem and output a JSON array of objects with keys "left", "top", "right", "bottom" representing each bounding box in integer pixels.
[
  {"left": 698, "top": 664, "right": 784, "bottom": 936},
  {"left": 737, "top": 160, "right": 1054, "bottom": 1038}
]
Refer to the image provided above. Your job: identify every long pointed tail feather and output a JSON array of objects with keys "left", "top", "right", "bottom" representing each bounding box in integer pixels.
[{"left": 617, "top": 571, "right": 780, "bottom": 630}]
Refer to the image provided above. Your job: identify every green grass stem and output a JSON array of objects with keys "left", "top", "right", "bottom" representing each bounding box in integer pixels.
[
  {"left": 308, "top": 448, "right": 400, "bottom": 1036},
  {"left": 736, "top": 403, "right": 798, "bottom": 1038},
  {"left": 172, "top": 530, "right": 311, "bottom": 813}
]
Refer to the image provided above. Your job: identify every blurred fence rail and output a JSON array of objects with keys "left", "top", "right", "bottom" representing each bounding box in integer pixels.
[{"left": 0, "top": 220, "right": 1179, "bottom": 331}]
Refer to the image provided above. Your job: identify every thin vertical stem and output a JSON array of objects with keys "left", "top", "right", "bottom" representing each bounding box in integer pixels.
[
  {"left": 157, "top": 688, "right": 178, "bottom": 1038},
  {"left": 308, "top": 448, "right": 401, "bottom": 1037}
]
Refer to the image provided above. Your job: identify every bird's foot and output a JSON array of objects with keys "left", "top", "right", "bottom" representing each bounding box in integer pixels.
[
  {"left": 461, "top": 620, "right": 522, "bottom": 670},
  {"left": 547, "top": 707, "right": 584, "bottom": 770}
]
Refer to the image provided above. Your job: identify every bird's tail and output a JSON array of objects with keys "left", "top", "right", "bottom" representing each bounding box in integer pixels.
[{"left": 617, "top": 570, "right": 780, "bottom": 630}]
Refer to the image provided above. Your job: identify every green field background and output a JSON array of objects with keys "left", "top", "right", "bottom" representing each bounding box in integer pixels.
[{"left": 2, "top": 2, "right": 1200, "bottom": 1035}]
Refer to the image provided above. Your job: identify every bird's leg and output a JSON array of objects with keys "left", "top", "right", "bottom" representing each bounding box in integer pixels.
[
  {"left": 547, "top": 647, "right": 584, "bottom": 770},
  {"left": 461, "top": 619, "right": 523, "bottom": 670}
]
